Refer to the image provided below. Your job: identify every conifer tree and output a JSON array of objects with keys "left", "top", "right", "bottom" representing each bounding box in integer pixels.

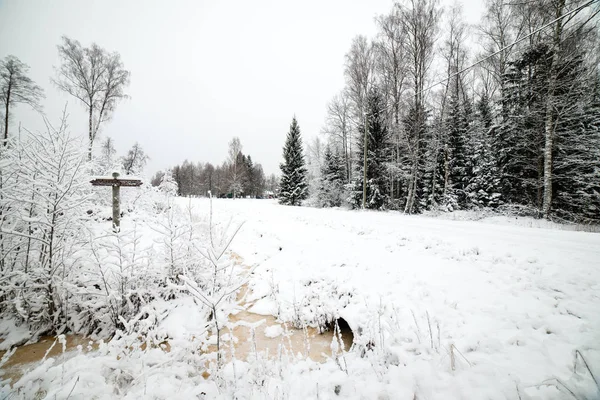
[
  {"left": 279, "top": 117, "right": 308, "bottom": 206},
  {"left": 553, "top": 67, "right": 600, "bottom": 222},
  {"left": 350, "top": 88, "right": 391, "bottom": 210},
  {"left": 444, "top": 91, "right": 470, "bottom": 209},
  {"left": 317, "top": 145, "right": 346, "bottom": 207},
  {"left": 496, "top": 45, "right": 549, "bottom": 208},
  {"left": 466, "top": 93, "right": 502, "bottom": 208},
  {"left": 402, "top": 104, "right": 429, "bottom": 213}
]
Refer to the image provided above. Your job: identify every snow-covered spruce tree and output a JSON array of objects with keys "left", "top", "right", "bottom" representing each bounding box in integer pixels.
[
  {"left": 0, "top": 111, "right": 90, "bottom": 332},
  {"left": 497, "top": 40, "right": 598, "bottom": 219},
  {"left": 443, "top": 91, "right": 471, "bottom": 210},
  {"left": 466, "top": 92, "right": 502, "bottom": 208},
  {"left": 350, "top": 87, "right": 391, "bottom": 210},
  {"left": 552, "top": 64, "right": 600, "bottom": 222},
  {"left": 402, "top": 104, "right": 429, "bottom": 213},
  {"left": 316, "top": 145, "right": 346, "bottom": 207},
  {"left": 496, "top": 46, "right": 549, "bottom": 210},
  {"left": 421, "top": 114, "right": 446, "bottom": 210},
  {"left": 279, "top": 116, "right": 308, "bottom": 206}
]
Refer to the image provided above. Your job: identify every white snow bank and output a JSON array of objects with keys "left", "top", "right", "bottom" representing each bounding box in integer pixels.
[
  {"left": 0, "top": 320, "right": 30, "bottom": 350},
  {"left": 264, "top": 325, "right": 284, "bottom": 338}
]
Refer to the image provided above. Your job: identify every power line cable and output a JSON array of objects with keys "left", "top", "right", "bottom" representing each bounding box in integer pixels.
[{"left": 416, "top": 0, "right": 599, "bottom": 97}]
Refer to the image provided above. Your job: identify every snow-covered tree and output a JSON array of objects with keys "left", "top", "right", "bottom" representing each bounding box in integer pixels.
[
  {"left": 159, "top": 168, "right": 178, "bottom": 197},
  {"left": 0, "top": 55, "right": 44, "bottom": 145},
  {"left": 443, "top": 91, "right": 470, "bottom": 209},
  {"left": 305, "top": 136, "right": 325, "bottom": 203},
  {"left": 97, "top": 136, "right": 119, "bottom": 174},
  {"left": 496, "top": 45, "right": 548, "bottom": 209},
  {"left": 121, "top": 142, "right": 149, "bottom": 175},
  {"left": 466, "top": 93, "right": 502, "bottom": 208},
  {"left": 350, "top": 88, "right": 391, "bottom": 210},
  {"left": 0, "top": 110, "right": 90, "bottom": 332},
  {"left": 317, "top": 145, "right": 346, "bottom": 208},
  {"left": 552, "top": 68, "right": 600, "bottom": 222},
  {"left": 227, "top": 137, "right": 244, "bottom": 199},
  {"left": 54, "top": 36, "right": 130, "bottom": 160},
  {"left": 279, "top": 117, "right": 308, "bottom": 206}
]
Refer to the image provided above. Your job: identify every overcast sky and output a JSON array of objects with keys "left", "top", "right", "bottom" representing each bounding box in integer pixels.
[{"left": 0, "top": 0, "right": 484, "bottom": 176}]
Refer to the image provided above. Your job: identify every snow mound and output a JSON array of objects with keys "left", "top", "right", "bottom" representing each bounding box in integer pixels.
[{"left": 264, "top": 325, "right": 283, "bottom": 338}]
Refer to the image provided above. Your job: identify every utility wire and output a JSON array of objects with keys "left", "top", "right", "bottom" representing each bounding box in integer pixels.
[{"left": 416, "top": 0, "right": 599, "bottom": 97}]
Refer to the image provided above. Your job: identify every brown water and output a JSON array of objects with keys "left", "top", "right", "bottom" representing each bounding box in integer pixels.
[
  {"left": 212, "top": 252, "right": 354, "bottom": 363},
  {"left": 210, "top": 306, "right": 353, "bottom": 363},
  {"left": 0, "top": 253, "right": 353, "bottom": 383},
  {"left": 0, "top": 335, "right": 98, "bottom": 383},
  {"left": 209, "top": 253, "right": 354, "bottom": 362}
]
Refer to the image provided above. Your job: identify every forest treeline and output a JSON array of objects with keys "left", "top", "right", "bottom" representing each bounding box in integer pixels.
[
  {"left": 308, "top": 0, "right": 599, "bottom": 222},
  {"left": 151, "top": 137, "right": 279, "bottom": 198}
]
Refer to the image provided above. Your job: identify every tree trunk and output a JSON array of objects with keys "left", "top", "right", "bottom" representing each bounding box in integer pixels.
[
  {"left": 362, "top": 113, "right": 368, "bottom": 209},
  {"left": 88, "top": 104, "right": 94, "bottom": 161},
  {"left": 405, "top": 153, "right": 418, "bottom": 214},
  {"left": 343, "top": 131, "right": 350, "bottom": 182},
  {"left": 3, "top": 81, "right": 11, "bottom": 146},
  {"left": 542, "top": 0, "right": 565, "bottom": 218},
  {"left": 443, "top": 144, "right": 450, "bottom": 198}
]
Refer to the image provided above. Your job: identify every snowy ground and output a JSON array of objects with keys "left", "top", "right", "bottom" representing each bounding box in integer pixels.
[
  {"left": 206, "top": 199, "right": 600, "bottom": 399},
  {"left": 4, "top": 198, "right": 600, "bottom": 399}
]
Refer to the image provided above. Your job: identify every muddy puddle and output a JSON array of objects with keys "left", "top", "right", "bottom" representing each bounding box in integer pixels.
[
  {"left": 0, "top": 335, "right": 98, "bottom": 384},
  {"left": 210, "top": 303, "right": 353, "bottom": 364},
  {"left": 215, "top": 253, "right": 354, "bottom": 363},
  {"left": 1, "top": 253, "right": 353, "bottom": 384}
]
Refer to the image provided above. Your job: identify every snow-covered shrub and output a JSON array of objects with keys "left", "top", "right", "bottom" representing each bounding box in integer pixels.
[
  {"left": 0, "top": 111, "right": 200, "bottom": 339},
  {"left": 158, "top": 169, "right": 178, "bottom": 197},
  {"left": 171, "top": 197, "right": 249, "bottom": 366},
  {"left": 0, "top": 112, "right": 91, "bottom": 333},
  {"left": 282, "top": 278, "right": 354, "bottom": 333}
]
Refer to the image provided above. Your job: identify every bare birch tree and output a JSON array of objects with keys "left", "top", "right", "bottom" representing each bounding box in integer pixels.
[
  {"left": 478, "top": 0, "right": 524, "bottom": 103},
  {"left": 345, "top": 35, "right": 376, "bottom": 208},
  {"left": 54, "top": 36, "right": 130, "bottom": 160},
  {"left": 375, "top": 6, "right": 408, "bottom": 199},
  {"left": 0, "top": 55, "right": 44, "bottom": 146},
  {"left": 322, "top": 92, "right": 352, "bottom": 181},
  {"left": 398, "top": 0, "right": 440, "bottom": 213}
]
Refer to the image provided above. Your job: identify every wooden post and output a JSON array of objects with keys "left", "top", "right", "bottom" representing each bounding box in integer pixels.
[
  {"left": 90, "top": 172, "right": 142, "bottom": 232},
  {"left": 112, "top": 173, "right": 121, "bottom": 230}
]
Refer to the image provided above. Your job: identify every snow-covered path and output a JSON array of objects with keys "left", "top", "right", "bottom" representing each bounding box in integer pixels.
[{"left": 197, "top": 198, "right": 600, "bottom": 399}]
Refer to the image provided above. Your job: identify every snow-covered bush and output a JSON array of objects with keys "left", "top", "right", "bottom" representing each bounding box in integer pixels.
[
  {"left": 0, "top": 110, "right": 219, "bottom": 341},
  {"left": 158, "top": 168, "right": 178, "bottom": 197},
  {"left": 0, "top": 112, "right": 91, "bottom": 333},
  {"left": 171, "top": 197, "right": 250, "bottom": 366}
]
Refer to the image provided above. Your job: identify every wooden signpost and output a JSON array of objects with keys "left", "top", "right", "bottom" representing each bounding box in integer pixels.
[{"left": 90, "top": 172, "right": 142, "bottom": 230}]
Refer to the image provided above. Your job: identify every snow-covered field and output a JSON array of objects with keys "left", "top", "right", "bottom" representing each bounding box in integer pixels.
[
  {"left": 4, "top": 198, "right": 600, "bottom": 399},
  {"left": 211, "top": 199, "right": 600, "bottom": 399}
]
